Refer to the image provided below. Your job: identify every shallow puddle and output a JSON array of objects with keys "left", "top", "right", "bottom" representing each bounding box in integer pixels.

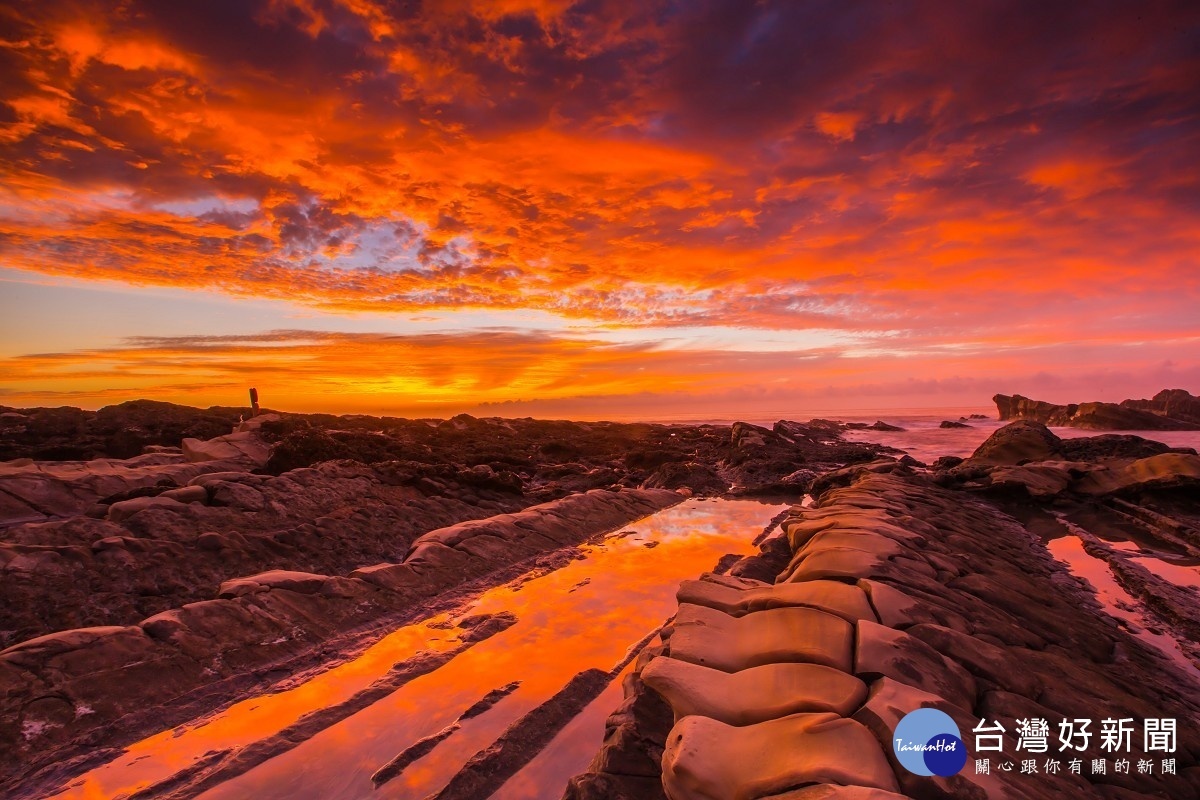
[
  {"left": 47, "top": 498, "right": 786, "bottom": 800},
  {"left": 1131, "top": 554, "right": 1200, "bottom": 592},
  {"left": 490, "top": 663, "right": 634, "bottom": 800},
  {"left": 1045, "top": 533, "right": 1200, "bottom": 681}
]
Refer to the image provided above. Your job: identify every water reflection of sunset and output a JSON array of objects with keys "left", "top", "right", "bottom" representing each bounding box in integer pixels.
[{"left": 46, "top": 499, "right": 785, "bottom": 800}]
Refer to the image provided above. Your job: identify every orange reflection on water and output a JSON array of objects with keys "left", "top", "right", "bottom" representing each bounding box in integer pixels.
[
  {"left": 46, "top": 498, "right": 785, "bottom": 800},
  {"left": 1131, "top": 555, "right": 1200, "bottom": 591},
  {"left": 195, "top": 498, "right": 785, "bottom": 800},
  {"left": 47, "top": 616, "right": 466, "bottom": 799},
  {"left": 1046, "top": 534, "right": 1200, "bottom": 681},
  {"left": 490, "top": 662, "right": 636, "bottom": 800}
]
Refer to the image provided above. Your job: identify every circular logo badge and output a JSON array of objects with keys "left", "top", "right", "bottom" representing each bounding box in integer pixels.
[{"left": 893, "top": 708, "right": 967, "bottom": 777}]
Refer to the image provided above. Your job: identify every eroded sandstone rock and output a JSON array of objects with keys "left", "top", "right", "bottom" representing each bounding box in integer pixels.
[
  {"left": 994, "top": 390, "right": 1200, "bottom": 430},
  {"left": 181, "top": 430, "right": 269, "bottom": 466},
  {"left": 106, "top": 495, "right": 188, "bottom": 522},
  {"left": 662, "top": 712, "right": 901, "bottom": 799},
  {"left": 676, "top": 577, "right": 877, "bottom": 623},
  {"left": 642, "top": 656, "right": 867, "bottom": 725},
  {"left": 665, "top": 603, "right": 853, "bottom": 673},
  {"left": 854, "top": 619, "right": 977, "bottom": 712}
]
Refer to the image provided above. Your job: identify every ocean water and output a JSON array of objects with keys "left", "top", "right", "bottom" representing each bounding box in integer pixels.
[
  {"left": 837, "top": 416, "right": 1200, "bottom": 463},
  {"left": 627, "top": 406, "right": 1200, "bottom": 463},
  {"left": 618, "top": 406, "right": 1200, "bottom": 463}
]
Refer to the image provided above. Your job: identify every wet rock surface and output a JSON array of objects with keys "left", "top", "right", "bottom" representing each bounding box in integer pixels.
[
  {"left": 11, "top": 400, "right": 1200, "bottom": 800},
  {"left": 0, "top": 452, "right": 682, "bottom": 797},
  {"left": 569, "top": 449, "right": 1200, "bottom": 799},
  {"left": 0, "top": 401, "right": 898, "bottom": 797}
]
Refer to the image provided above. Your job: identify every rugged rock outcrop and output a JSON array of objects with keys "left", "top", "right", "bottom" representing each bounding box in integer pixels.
[
  {"left": 0, "top": 457, "right": 674, "bottom": 646},
  {"left": 0, "top": 425, "right": 270, "bottom": 528},
  {"left": 3, "top": 402, "right": 896, "bottom": 501},
  {"left": 994, "top": 389, "right": 1200, "bottom": 430},
  {"left": 968, "top": 420, "right": 1192, "bottom": 468},
  {"left": 1122, "top": 388, "right": 1200, "bottom": 426},
  {"left": 640, "top": 462, "right": 728, "bottom": 493},
  {"left": 993, "top": 394, "right": 1077, "bottom": 425},
  {"left": 569, "top": 467, "right": 1200, "bottom": 799},
  {"left": 969, "top": 420, "right": 1066, "bottom": 464},
  {"left": 936, "top": 420, "right": 1200, "bottom": 505},
  {"left": 0, "top": 487, "right": 683, "bottom": 792},
  {"left": 0, "top": 400, "right": 248, "bottom": 461}
]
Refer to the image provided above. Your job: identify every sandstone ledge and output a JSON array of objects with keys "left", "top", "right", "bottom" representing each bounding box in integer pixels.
[{"left": 568, "top": 467, "right": 1200, "bottom": 800}]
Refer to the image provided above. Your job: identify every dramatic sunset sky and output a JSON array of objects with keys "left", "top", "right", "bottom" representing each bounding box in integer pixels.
[{"left": 1, "top": 1, "right": 1198, "bottom": 418}]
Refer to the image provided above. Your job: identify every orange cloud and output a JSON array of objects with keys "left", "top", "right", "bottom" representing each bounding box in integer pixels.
[
  {"left": 0, "top": 1, "right": 1198, "bottom": 414},
  {"left": 3, "top": 328, "right": 1198, "bottom": 418},
  {"left": 814, "top": 111, "right": 864, "bottom": 142},
  {"left": 1026, "top": 157, "right": 1128, "bottom": 200}
]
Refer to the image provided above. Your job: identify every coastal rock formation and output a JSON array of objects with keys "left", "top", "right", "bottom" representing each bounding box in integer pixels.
[
  {"left": 845, "top": 421, "right": 906, "bottom": 432},
  {"left": 968, "top": 420, "right": 1192, "bottom": 469},
  {"left": 662, "top": 712, "right": 901, "bottom": 798},
  {"left": 642, "top": 659, "right": 867, "bottom": 725},
  {"left": 569, "top": 463, "right": 1200, "bottom": 799},
  {"left": 0, "top": 448, "right": 267, "bottom": 528},
  {"left": 0, "top": 457, "right": 531, "bottom": 643},
  {"left": 21, "top": 400, "right": 1200, "bottom": 799},
  {"left": 993, "top": 394, "right": 1076, "bottom": 425},
  {"left": 0, "top": 487, "right": 682, "bottom": 792},
  {"left": 259, "top": 411, "right": 888, "bottom": 498},
  {"left": 1, "top": 402, "right": 903, "bottom": 797},
  {"left": 2, "top": 401, "right": 896, "bottom": 502},
  {"left": 969, "top": 419, "right": 1065, "bottom": 464},
  {"left": 0, "top": 400, "right": 246, "bottom": 461},
  {"left": 1123, "top": 388, "right": 1200, "bottom": 425},
  {"left": 666, "top": 603, "right": 853, "bottom": 673},
  {"left": 675, "top": 578, "right": 875, "bottom": 623},
  {"left": 640, "top": 461, "right": 728, "bottom": 493},
  {"left": 938, "top": 420, "right": 1200, "bottom": 504},
  {"left": 994, "top": 389, "right": 1200, "bottom": 430},
  {"left": 351, "top": 487, "right": 680, "bottom": 600}
]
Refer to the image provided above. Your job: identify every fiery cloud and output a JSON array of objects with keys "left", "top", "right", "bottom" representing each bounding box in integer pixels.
[{"left": 1, "top": 1, "right": 1198, "bottom": 411}]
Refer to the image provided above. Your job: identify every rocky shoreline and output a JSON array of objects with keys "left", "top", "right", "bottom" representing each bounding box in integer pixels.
[
  {"left": 0, "top": 402, "right": 894, "bottom": 797},
  {"left": 0, "top": 408, "right": 897, "bottom": 648},
  {"left": 3, "top": 401, "right": 1199, "bottom": 799},
  {"left": 568, "top": 423, "right": 1200, "bottom": 799},
  {"left": 0, "top": 483, "right": 682, "bottom": 797}
]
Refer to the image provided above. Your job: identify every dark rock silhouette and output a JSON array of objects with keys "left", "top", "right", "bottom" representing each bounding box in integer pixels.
[{"left": 994, "top": 389, "right": 1200, "bottom": 430}]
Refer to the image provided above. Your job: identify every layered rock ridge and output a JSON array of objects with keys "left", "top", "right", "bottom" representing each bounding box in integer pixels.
[
  {"left": 568, "top": 456, "right": 1200, "bottom": 799},
  {"left": 0, "top": 483, "right": 681, "bottom": 796}
]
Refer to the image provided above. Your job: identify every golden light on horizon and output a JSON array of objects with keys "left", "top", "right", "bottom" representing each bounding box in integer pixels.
[{"left": 1, "top": 1, "right": 1198, "bottom": 415}]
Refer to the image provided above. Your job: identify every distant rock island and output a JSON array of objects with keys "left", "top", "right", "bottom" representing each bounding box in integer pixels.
[{"left": 993, "top": 388, "right": 1200, "bottom": 430}]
